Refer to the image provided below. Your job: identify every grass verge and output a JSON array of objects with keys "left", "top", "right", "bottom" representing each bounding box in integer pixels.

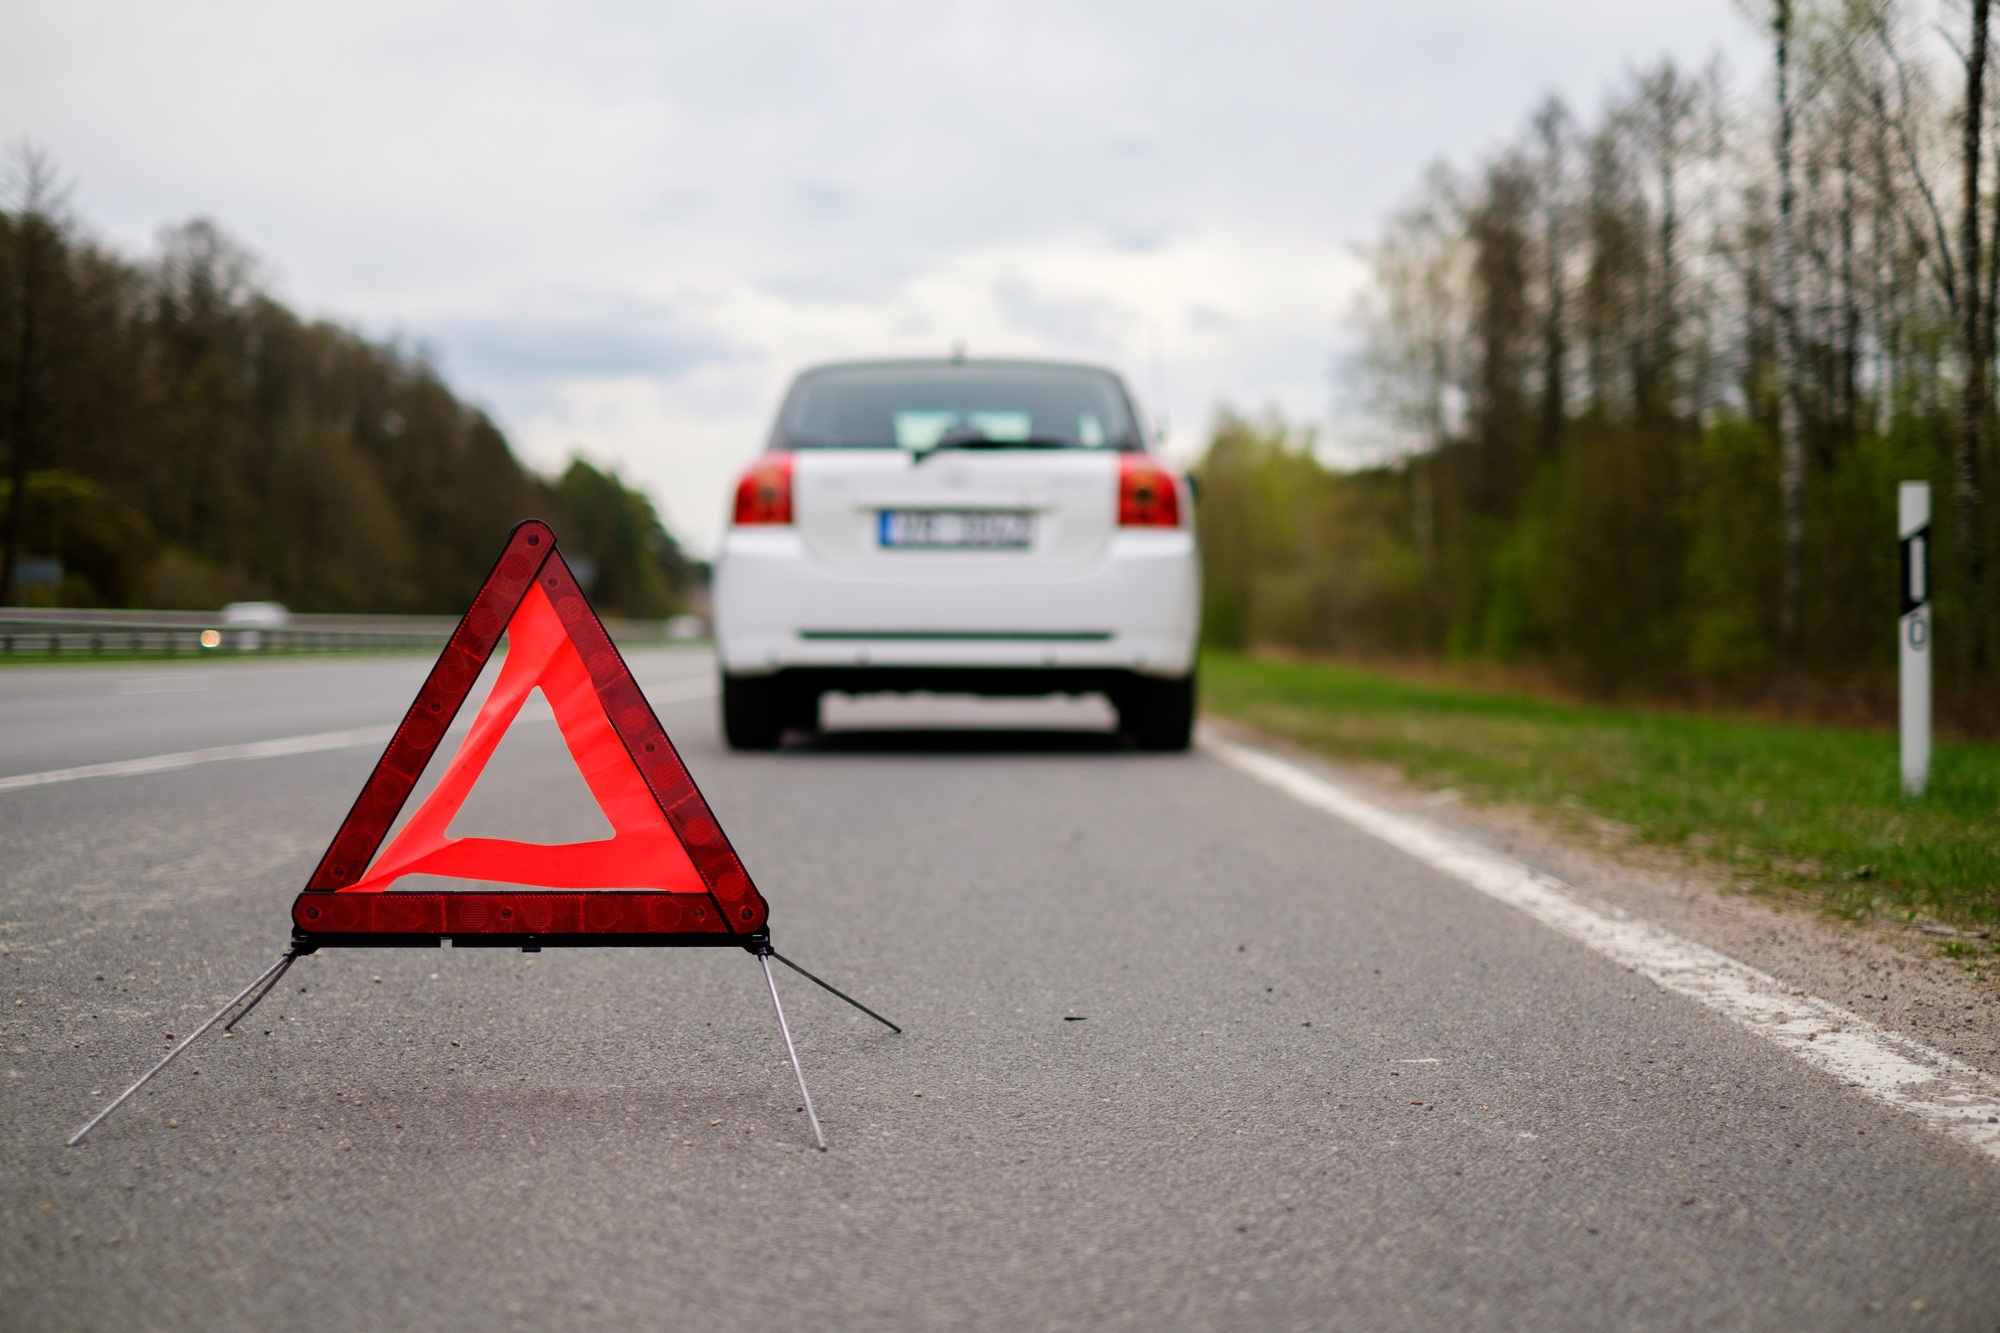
[{"left": 1201, "top": 650, "right": 2000, "bottom": 935}]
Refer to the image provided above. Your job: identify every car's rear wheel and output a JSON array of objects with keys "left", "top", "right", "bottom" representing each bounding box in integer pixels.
[
  {"left": 779, "top": 683, "right": 822, "bottom": 735},
  {"left": 1118, "top": 674, "right": 1195, "bottom": 751},
  {"left": 721, "top": 673, "right": 782, "bottom": 750}
]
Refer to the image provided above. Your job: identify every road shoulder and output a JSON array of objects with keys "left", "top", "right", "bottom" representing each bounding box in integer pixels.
[{"left": 1202, "top": 717, "right": 2000, "bottom": 1082}]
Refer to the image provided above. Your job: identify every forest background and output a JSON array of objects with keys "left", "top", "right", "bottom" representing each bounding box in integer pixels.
[
  {"left": 10, "top": 0, "right": 2000, "bottom": 707},
  {"left": 0, "top": 168, "right": 696, "bottom": 621},
  {"left": 1198, "top": 0, "right": 2000, "bottom": 736}
]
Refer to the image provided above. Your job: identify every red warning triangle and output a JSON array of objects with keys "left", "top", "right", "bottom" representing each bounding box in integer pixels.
[{"left": 290, "top": 520, "right": 767, "bottom": 944}]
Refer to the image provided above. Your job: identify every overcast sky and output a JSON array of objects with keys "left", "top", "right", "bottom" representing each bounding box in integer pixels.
[{"left": 2, "top": 1, "right": 1763, "bottom": 554}]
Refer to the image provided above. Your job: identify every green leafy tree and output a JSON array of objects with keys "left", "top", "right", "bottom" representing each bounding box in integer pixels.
[{"left": 0, "top": 183, "right": 695, "bottom": 619}]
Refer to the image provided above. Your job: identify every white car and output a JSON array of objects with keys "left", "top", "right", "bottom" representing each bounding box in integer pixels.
[
  {"left": 220, "top": 601, "right": 290, "bottom": 628},
  {"left": 713, "top": 357, "right": 1200, "bottom": 750}
]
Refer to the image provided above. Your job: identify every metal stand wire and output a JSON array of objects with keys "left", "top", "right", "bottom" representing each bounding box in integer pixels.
[
  {"left": 759, "top": 954, "right": 826, "bottom": 1151},
  {"left": 70, "top": 941, "right": 882, "bottom": 1152},
  {"left": 768, "top": 949, "right": 902, "bottom": 1033},
  {"left": 68, "top": 951, "right": 300, "bottom": 1147},
  {"left": 222, "top": 952, "right": 298, "bottom": 1032}
]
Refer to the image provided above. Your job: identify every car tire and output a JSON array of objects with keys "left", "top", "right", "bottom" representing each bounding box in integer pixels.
[
  {"left": 721, "top": 673, "right": 782, "bottom": 750},
  {"left": 1119, "top": 673, "right": 1195, "bottom": 752},
  {"left": 779, "top": 683, "right": 822, "bottom": 735}
]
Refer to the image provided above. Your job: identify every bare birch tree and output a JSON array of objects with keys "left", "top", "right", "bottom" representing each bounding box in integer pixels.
[
  {"left": 1772, "top": 0, "right": 1809, "bottom": 654},
  {"left": 1957, "top": 0, "right": 1991, "bottom": 665}
]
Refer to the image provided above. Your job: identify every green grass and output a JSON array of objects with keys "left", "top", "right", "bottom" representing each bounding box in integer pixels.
[{"left": 1201, "top": 651, "right": 2000, "bottom": 933}]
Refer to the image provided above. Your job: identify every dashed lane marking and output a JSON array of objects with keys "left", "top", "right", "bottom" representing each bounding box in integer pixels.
[
  {"left": 0, "top": 676, "right": 716, "bottom": 794},
  {"left": 0, "top": 726, "right": 399, "bottom": 793},
  {"left": 1202, "top": 731, "right": 2000, "bottom": 1164}
]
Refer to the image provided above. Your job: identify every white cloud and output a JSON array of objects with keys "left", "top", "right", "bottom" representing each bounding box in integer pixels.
[{"left": 1, "top": 0, "right": 1762, "bottom": 553}]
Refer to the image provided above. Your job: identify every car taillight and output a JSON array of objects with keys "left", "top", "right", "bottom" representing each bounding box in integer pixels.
[
  {"left": 1118, "top": 454, "right": 1181, "bottom": 528},
  {"left": 732, "top": 453, "right": 794, "bottom": 525}
]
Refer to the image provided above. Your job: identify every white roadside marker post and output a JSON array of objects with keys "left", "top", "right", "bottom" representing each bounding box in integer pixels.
[{"left": 1899, "top": 481, "right": 1932, "bottom": 798}]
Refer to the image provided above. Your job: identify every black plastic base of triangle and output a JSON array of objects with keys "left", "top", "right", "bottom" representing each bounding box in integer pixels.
[{"left": 291, "top": 927, "right": 771, "bottom": 954}]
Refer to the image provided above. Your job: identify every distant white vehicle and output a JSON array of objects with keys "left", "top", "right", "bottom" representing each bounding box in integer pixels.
[
  {"left": 664, "top": 613, "right": 708, "bottom": 641},
  {"left": 220, "top": 601, "right": 291, "bottom": 628},
  {"left": 713, "top": 358, "right": 1199, "bottom": 749}
]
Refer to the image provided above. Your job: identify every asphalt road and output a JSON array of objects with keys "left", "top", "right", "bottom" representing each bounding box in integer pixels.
[{"left": 2, "top": 651, "right": 1996, "bottom": 1331}]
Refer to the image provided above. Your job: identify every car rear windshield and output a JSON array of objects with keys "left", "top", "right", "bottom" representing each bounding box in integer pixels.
[{"left": 773, "top": 363, "right": 1141, "bottom": 451}]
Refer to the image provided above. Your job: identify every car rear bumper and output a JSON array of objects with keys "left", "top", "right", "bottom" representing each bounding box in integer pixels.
[
  {"left": 715, "top": 528, "right": 1199, "bottom": 679},
  {"left": 735, "top": 664, "right": 1179, "bottom": 698}
]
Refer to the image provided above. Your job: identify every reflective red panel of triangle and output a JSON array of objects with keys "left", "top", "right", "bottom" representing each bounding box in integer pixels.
[{"left": 291, "top": 520, "right": 767, "bottom": 944}]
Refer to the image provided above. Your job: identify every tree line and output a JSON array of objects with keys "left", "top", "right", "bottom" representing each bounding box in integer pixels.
[
  {"left": 1199, "top": 0, "right": 2000, "bottom": 730},
  {"left": 0, "top": 155, "right": 696, "bottom": 618}
]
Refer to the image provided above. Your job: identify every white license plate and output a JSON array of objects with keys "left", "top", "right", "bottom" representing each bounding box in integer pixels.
[{"left": 878, "top": 509, "right": 1034, "bottom": 549}]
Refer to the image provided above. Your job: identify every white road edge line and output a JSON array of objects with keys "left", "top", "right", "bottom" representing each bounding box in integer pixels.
[
  {"left": 1201, "top": 731, "right": 2000, "bottom": 1164},
  {"left": 0, "top": 676, "right": 718, "bottom": 795}
]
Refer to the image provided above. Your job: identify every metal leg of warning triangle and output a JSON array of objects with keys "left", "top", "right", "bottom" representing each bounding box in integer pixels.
[
  {"left": 758, "top": 954, "right": 826, "bottom": 1151},
  {"left": 68, "top": 951, "right": 300, "bottom": 1148},
  {"left": 222, "top": 951, "right": 299, "bottom": 1032},
  {"left": 768, "top": 949, "right": 902, "bottom": 1033}
]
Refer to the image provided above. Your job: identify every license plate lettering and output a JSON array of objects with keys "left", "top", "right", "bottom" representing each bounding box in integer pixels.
[{"left": 879, "top": 510, "right": 1033, "bottom": 549}]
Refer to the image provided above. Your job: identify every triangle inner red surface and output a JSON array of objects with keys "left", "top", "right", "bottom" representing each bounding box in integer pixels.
[{"left": 349, "top": 582, "right": 707, "bottom": 894}]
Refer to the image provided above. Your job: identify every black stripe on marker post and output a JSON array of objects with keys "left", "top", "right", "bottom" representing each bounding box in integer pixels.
[{"left": 1900, "top": 523, "right": 1930, "bottom": 618}]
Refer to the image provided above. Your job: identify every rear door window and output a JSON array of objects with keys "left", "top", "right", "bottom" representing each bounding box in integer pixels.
[{"left": 776, "top": 363, "right": 1140, "bottom": 451}]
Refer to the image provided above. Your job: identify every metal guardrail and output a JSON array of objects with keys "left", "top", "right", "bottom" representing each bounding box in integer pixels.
[
  {"left": 0, "top": 618, "right": 450, "bottom": 658},
  {"left": 0, "top": 611, "right": 702, "bottom": 659}
]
